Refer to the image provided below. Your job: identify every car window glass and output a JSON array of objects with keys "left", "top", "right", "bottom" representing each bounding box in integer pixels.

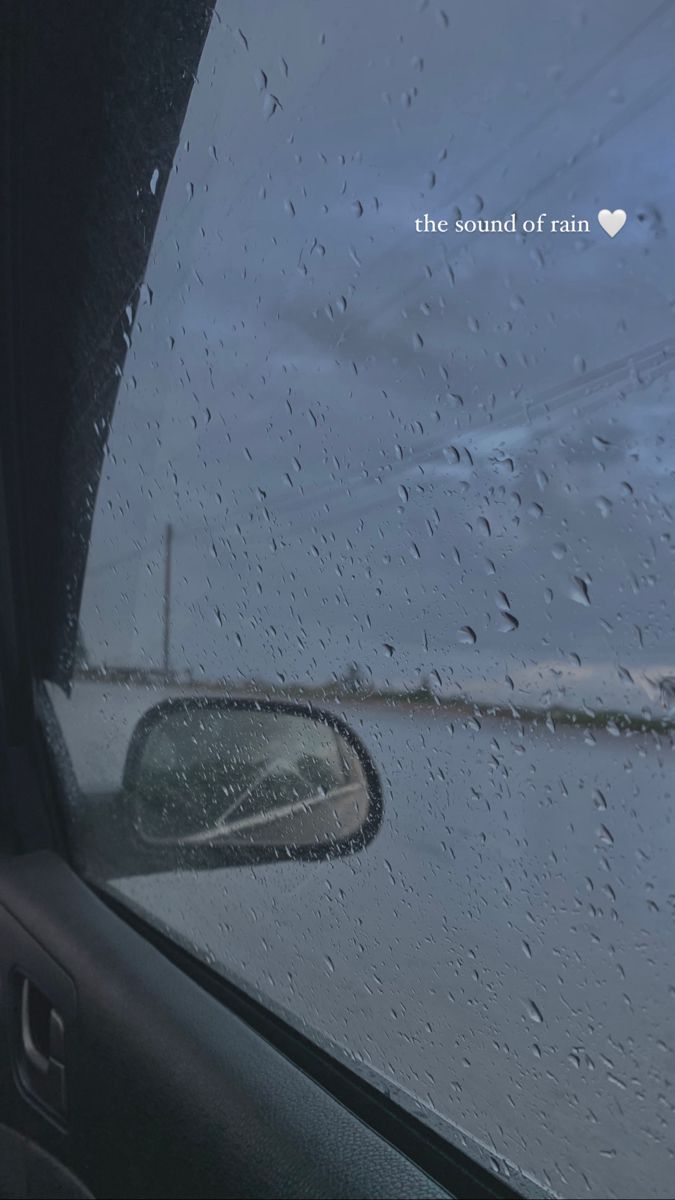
[{"left": 45, "top": 2, "right": 675, "bottom": 1196}]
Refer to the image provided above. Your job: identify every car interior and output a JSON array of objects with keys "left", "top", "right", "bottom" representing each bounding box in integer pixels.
[{"left": 3, "top": 2, "right": 673, "bottom": 1198}]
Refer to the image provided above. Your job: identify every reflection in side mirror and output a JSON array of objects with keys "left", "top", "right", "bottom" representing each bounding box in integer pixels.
[{"left": 120, "top": 697, "right": 382, "bottom": 871}]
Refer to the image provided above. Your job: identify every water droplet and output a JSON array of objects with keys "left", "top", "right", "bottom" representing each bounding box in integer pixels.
[
  {"left": 458, "top": 626, "right": 477, "bottom": 645},
  {"left": 570, "top": 576, "right": 591, "bottom": 606},
  {"left": 262, "top": 93, "right": 281, "bottom": 119}
]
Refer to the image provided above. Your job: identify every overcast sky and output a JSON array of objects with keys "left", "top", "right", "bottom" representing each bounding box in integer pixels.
[{"left": 78, "top": 0, "right": 675, "bottom": 715}]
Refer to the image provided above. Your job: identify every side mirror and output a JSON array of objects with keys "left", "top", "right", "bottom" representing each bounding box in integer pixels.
[{"left": 114, "top": 696, "right": 382, "bottom": 873}]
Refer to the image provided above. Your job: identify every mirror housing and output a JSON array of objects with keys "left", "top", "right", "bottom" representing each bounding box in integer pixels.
[{"left": 110, "top": 696, "right": 382, "bottom": 874}]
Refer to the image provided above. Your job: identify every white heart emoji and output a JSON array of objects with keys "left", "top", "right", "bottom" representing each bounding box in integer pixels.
[{"left": 598, "top": 208, "right": 627, "bottom": 238}]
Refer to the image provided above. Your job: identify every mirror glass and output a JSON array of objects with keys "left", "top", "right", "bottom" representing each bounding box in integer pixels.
[{"left": 124, "top": 702, "right": 375, "bottom": 855}]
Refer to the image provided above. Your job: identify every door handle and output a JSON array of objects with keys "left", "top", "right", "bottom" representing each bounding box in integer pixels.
[{"left": 16, "top": 975, "right": 67, "bottom": 1118}]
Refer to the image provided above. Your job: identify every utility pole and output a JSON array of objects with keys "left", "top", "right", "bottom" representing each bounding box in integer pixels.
[{"left": 162, "top": 521, "right": 173, "bottom": 679}]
